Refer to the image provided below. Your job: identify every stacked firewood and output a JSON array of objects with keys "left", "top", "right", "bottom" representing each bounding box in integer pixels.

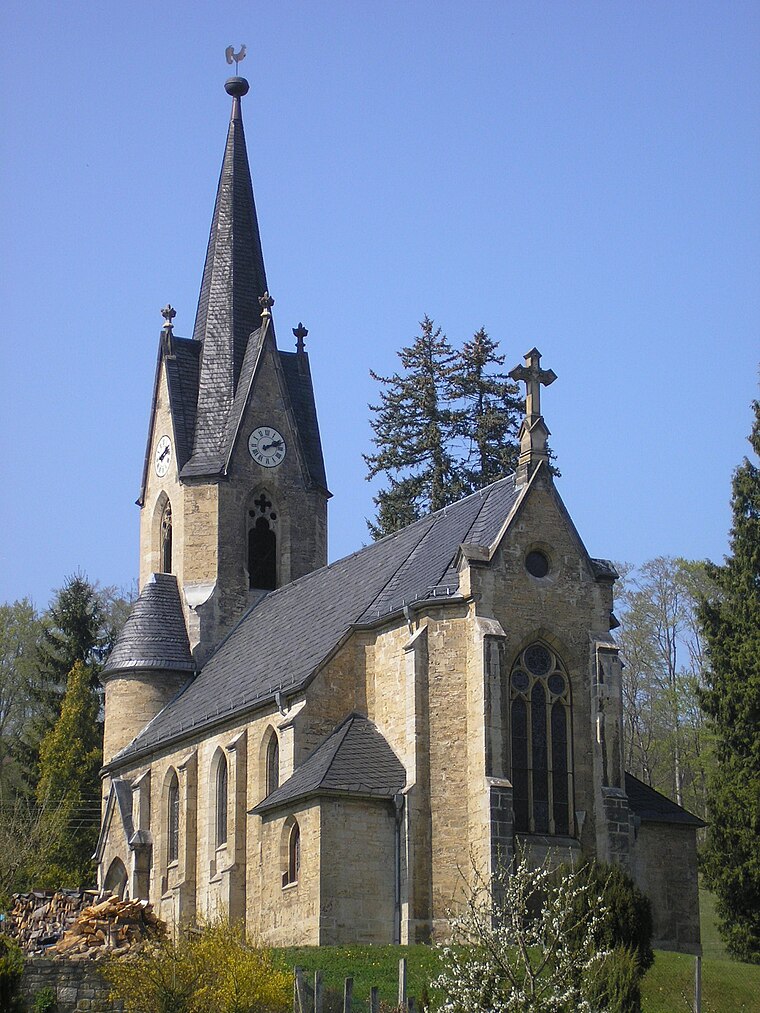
[
  {"left": 7, "top": 891, "right": 165, "bottom": 959},
  {"left": 7, "top": 889, "right": 98, "bottom": 953},
  {"left": 51, "top": 896, "right": 165, "bottom": 959}
]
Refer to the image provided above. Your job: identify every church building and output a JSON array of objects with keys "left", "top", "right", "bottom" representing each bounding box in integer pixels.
[{"left": 96, "top": 72, "right": 704, "bottom": 952}]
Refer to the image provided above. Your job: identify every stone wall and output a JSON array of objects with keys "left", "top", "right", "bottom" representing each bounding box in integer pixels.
[
  {"left": 632, "top": 821, "right": 702, "bottom": 954},
  {"left": 20, "top": 958, "right": 120, "bottom": 1013}
]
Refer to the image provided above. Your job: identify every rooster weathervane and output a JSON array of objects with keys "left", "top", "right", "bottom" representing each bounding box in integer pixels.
[{"left": 225, "top": 44, "right": 247, "bottom": 74}]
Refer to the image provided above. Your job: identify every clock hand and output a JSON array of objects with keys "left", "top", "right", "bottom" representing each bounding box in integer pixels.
[
  {"left": 158, "top": 446, "right": 170, "bottom": 461},
  {"left": 262, "top": 440, "right": 283, "bottom": 451}
]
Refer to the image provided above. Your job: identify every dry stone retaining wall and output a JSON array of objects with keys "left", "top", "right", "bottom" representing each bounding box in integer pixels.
[{"left": 20, "top": 957, "right": 121, "bottom": 1013}]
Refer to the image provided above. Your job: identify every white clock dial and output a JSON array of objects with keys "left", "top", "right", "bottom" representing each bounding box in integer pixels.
[
  {"left": 248, "top": 426, "right": 286, "bottom": 468},
  {"left": 155, "top": 435, "right": 172, "bottom": 477}
]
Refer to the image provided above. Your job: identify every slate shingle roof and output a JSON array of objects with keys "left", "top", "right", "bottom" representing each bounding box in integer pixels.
[
  {"left": 165, "top": 338, "right": 201, "bottom": 473},
  {"left": 279, "top": 350, "right": 328, "bottom": 492},
  {"left": 108, "top": 476, "right": 523, "bottom": 767},
  {"left": 252, "top": 714, "right": 405, "bottom": 814},
  {"left": 103, "top": 573, "right": 194, "bottom": 675},
  {"left": 625, "top": 772, "right": 706, "bottom": 827}
]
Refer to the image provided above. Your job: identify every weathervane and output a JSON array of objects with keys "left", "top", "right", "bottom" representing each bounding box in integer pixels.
[{"left": 225, "top": 44, "right": 247, "bottom": 74}]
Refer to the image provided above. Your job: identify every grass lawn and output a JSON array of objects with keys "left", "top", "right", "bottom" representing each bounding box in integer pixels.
[{"left": 274, "top": 944, "right": 760, "bottom": 1013}]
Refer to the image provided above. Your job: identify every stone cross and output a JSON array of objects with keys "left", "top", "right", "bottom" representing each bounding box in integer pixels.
[{"left": 508, "top": 347, "right": 557, "bottom": 419}]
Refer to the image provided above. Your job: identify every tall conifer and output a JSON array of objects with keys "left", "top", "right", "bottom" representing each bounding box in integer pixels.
[
  {"left": 698, "top": 398, "right": 760, "bottom": 963},
  {"left": 364, "top": 317, "right": 466, "bottom": 537}
]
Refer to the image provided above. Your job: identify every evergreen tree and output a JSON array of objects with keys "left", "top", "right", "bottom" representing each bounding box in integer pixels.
[
  {"left": 36, "top": 661, "right": 102, "bottom": 887},
  {"left": 364, "top": 317, "right": 466, "bottom": 537},
  {"left": 454, "top": 327, "right": 523, "bottom": 491},
  {"left": 698, "top": 398, "right": 760, "bottom": 963}
]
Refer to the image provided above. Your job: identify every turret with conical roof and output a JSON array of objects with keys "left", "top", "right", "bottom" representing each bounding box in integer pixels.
[{"left": 133, "top": 74, "right": 329, "bottom": 663}]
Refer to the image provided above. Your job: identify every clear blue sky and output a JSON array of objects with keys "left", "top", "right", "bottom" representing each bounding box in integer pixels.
[{"left": 1, "top": 1, "right": 758, "bottom": 608}]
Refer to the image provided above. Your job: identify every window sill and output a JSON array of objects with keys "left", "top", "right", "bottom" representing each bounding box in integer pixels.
[{"left": 282, "top": 880, "right": 299, "bottom": 892}]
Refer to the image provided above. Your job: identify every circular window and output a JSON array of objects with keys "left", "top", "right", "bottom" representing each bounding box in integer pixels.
[
  {"left": 548, "top": 673, "right": 566, "bottom": 696},
  {"left": 524, "top": 644, "right": 552, "bottom": 677},
  {"left": 512, "top": 669, "right": 530, "bottom": 692},
  {"left": 525, "top": 550, "right": 549, "bottom": 578}
]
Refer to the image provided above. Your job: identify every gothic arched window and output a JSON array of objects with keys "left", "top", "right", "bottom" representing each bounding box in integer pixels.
[
  {"left": 161, "top": 502, "right": 173, "bottom": 573},
  {"left": 282, "top": 819, "right": 300, "bottom": 887},
  {"left": 247, "top": 493, "right": 277, "bottom": 590},
  {"left": 510, "top": 642, "right": 573, "bottom": 836},
  {"left": 167, "top": 770, "right": 180, "bottom": 864},
  {"left": 215, "top": 753, "right": 228, "bottom": 848},
  {"left": 266, "top": 733, "right": 280, "bottom": 796}
]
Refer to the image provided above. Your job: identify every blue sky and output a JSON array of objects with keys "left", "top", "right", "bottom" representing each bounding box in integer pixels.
[{"left": 1, "top": 1, "right": 758, "bottom": 608}]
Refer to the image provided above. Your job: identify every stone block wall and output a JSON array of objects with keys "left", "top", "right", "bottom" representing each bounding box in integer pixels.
[{"left": 20, "top": 958, "right": 121, "bottom": 1013}]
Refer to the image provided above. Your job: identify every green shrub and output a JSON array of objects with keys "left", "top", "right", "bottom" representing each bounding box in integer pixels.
[
  {"left": 587, "top": 946, "right": 642, "bottom": 1013},
  {"left": 0, "top": 934, "right": 25, "bottom": 1013},
  {"left": 561, "top": 861, "right": 654, "bottom": 972},
  {"left": 32, "top": 985, "right": 57, "bottom": 1012}
]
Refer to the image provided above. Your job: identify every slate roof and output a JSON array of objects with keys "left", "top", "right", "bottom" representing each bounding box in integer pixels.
[
  {"left": 279, "top": 350, "right": 329, "bottom": 492},
  {"left": 165, "top": 338, "right": 201, "bottom": 473},
  {"left": 108, "top": 476, "right": 524, "bottom": 767},
  {"left": 252, "top": 714, "right": 406, "bottom": 814},
  {"left": 103, "top": 573, "right": 194, "bottom": 676},
  {"left": 625, "top": 772, "right": 706, "bottom": 827}
]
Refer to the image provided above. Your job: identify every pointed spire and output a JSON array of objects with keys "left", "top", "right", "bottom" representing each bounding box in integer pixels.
[{"left": 191, "top": 75, "right": 270, "bottom": 460}]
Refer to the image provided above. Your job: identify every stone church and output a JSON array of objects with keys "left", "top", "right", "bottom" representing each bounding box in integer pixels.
[{"left": 96, "top": 73, "right": 704, "bottom": 952}]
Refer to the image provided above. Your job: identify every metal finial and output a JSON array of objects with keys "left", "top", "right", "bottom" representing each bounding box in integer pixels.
[
  {"left": 161, "top": 305, "right": 176, "bottom": 329},
  {"left": 225, "top": 44, "right": 247, "bottom": 74},
  {"left": 259, "top": 292, "right": 274, "bottom": 319},
  {"left": 293, "top": 322, "right": 308, "bottom": 353}
]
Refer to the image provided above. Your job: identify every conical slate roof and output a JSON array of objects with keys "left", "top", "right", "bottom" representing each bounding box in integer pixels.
[
  {"left": 103, "top": 573, "right": 194, "bottom": 675},
  {"left": 190, "top": 77, "right": 269, "bottom": 470}
]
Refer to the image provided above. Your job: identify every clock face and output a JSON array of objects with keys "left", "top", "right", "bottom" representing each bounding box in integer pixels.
[
  {"left": 155, "top": 435, "right": 172, "bottom": 477},
  {"left": 248, "top": 426, "right": 286, "bottom": 468}
]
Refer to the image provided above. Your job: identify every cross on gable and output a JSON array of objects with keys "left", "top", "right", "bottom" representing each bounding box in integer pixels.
[
  {"left": 508, "top": 347, "right": 557, "bottom": 419},
  {"left": 254, "top": 494, "right": 272, "bottom": 514}
]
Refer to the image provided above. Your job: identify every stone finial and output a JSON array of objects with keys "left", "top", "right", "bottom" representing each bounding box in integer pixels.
[
  {"left": 259, "top": 292, "right": 274, "bottom": 320},
  {"left": 293, "top": 322, "right": 308, "bottom": 354},
  {"left": 508, "top": 348, "right": 557, "bottom": 486},
  {"left": 161, "top": 305, "right": 176, "bottom": 356}
]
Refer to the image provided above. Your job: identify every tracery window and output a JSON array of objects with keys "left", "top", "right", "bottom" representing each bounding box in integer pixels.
[
  {"left": 510, "top": 642, "right": 573, "bottom": 836},
  {"left": 161, "top": 502, "right": 173, "bottom": 573},
  {"left": 247, "top": 493, "right": 277, "bottom": 590},
  {"left": 167, "top": 771, "right": 180, "bottom": 864},
  {"left": 215, "top": 753, "right": 228, "bottom": 848},
  {"left": 266, "top": 733, "right": 280, "bottom": 796}
]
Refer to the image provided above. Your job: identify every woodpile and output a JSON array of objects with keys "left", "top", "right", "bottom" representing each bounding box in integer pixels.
[
  {"left": 8, "top": 889, "right": 97, "bottom": 953},
  {"left": 51, "top": 896, "right": 165, "bottom": 960},
  {"left": 7, "top": 891, "right": 166, "bottom": 959}
]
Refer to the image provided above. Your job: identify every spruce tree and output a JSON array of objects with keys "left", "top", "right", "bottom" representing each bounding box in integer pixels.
[
  {"left": 364, "top": 316, "right": 466, "bottom": 537},
  {"left": 698, "top": 398, "right": 760, "bottom": 963},
  {"left": 36, "top": 660, "right": 102, "bottom": 887},
  {"left": 454, "top": 327, "right": 523, "bottom": 491}
]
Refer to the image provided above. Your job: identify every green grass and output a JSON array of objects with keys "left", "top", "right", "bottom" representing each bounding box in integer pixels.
[
  {"left": 273, "top": 944, "right": 760, "bottom": 1013},
  {"left": 700, "top": 884, "right": 730, "bottom": 961}
]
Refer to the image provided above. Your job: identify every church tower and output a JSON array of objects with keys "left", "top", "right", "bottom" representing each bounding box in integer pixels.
[{"left": 136, "top": 73, "right": 329, "bottom": 664}]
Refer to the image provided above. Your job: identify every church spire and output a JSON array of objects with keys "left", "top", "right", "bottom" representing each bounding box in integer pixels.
[{"left": 192, "top": 74, "right": 269, "bottom": 459}]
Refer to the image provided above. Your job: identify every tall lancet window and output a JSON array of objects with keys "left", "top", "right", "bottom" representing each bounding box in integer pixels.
[
  {"left": 161, "top": 502, "right": 173, "bottom": 573},
  {"left": 247, "top": 493, "right": 277, "bottom": 590},
  {"left": 215, "top": 753, "right": 228, "bottom": 848},
  {"left": 167, "top": 770, "right": 180, "bottom": 865},
  {"left": 510, "top": 642, "right": 573, "bottom": 837}
]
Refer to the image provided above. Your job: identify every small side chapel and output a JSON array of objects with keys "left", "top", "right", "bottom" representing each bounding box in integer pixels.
[{"left": 97, "top": 72, "right": 704, "bottom": 952}]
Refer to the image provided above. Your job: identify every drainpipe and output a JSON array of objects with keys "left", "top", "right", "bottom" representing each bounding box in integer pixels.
[{"left": 393, "top": 793, "right": 405, "bottom": 944}]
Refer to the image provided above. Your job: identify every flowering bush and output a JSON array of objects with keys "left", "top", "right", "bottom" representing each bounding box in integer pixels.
[{"left": 434, "top": 850, "right": 615, "bottom": 1013}]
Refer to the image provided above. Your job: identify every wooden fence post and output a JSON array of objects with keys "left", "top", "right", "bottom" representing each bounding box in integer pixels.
[
  {"left": 314, "top": 970, "right": 323, "bottom": 1013},
  {"left": 294, "top": 967, "right": 306, "bottom": 1013},
  {"left": 398, "top": 957, "right": 407, "bottom": 1009},
  {"left": 370, "top": 986, "right": 379, "bottom": 1013},
  {"left": 343, "top": 976, "right": 354, "bottom": 1013},
  {"left": 694, "top": 954, "right": 702, "bottom": 1013}
]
